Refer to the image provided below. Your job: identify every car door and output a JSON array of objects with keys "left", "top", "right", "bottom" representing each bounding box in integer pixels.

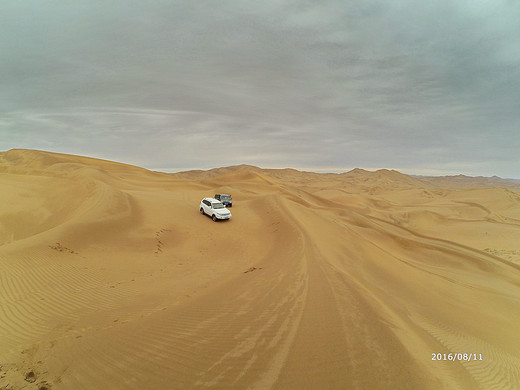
[{"left": 202, "top": 199, "right": 209, "bottom": 214}]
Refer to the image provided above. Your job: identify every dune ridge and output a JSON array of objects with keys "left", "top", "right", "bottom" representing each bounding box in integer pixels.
[{"left": 1, "top": 149, "right": 520, "bottom": 389}]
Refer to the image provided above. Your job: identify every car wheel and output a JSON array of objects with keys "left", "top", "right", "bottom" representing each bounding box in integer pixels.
[
  {"left": 212, "top": 215, "right": 217, "bottom": 222},
  {"left": 200, "top": 208, "right": 204, "bottom": 215}
]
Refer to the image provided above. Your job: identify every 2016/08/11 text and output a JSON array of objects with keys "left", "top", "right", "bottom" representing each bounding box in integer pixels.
[{"left": 432, "top": 353, "right": 483, "bottom": 361}]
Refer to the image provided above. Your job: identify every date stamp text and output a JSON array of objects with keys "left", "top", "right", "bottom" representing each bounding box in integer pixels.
[{"left": 432, "top": 353, "right": 483, "bottom": 361}]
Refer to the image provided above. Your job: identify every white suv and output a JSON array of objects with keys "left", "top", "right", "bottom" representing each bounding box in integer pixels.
[{"left": 200, "top": 198, "right": 232, "bottom": 221}]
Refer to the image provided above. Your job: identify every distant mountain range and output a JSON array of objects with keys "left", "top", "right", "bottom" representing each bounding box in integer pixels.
[
  {"left": 2, "top": 149, "right": 519, "bottom": 191},
  {"left": 414, "top": 174, "right": 520, "bottom": 189},
  {"left": 170, "top": 163, "right": 520, "bottom": 189}
]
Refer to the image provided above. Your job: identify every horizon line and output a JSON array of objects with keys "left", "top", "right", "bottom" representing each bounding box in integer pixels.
[{"left": 3, "top": 148, "right": 519, "bottom": 180}]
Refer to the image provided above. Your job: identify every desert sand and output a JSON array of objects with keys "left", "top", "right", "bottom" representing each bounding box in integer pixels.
[{"left": 1, "top": 149, "right": 520, "bottom": 389}]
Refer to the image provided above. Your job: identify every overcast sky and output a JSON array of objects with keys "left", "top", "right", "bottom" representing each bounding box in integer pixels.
[{"left": 1, "top": 0, "right": 519, "bottom": 177}]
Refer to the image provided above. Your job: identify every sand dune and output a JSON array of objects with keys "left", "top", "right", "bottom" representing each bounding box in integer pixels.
[
  {"left": 421, "top": 174, "right": 520, "bottom": 190},
  {"left": 1, "top": 149, "right": 520, "bottom": 389}
]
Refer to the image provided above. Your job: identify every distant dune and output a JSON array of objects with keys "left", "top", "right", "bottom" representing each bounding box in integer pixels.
[
  {"left": 1, "top": 149, "right": 520, "bottom": 389},
  {"left": 419, "top": 174, "right": 520, "bottom": 189}
]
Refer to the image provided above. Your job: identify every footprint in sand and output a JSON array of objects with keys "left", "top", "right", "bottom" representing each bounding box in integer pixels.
[
  {"left": 244, "top": 267, "right": 263, "bottom": 274},
  {"left": 25, "top": 370, "right": 37, "bottom": 383},
  {"left": 153, "top": 228, "right": 171, "bottom": 255},
  {"left": 48, "top": 242, "right": 78, "bottom": 255}
]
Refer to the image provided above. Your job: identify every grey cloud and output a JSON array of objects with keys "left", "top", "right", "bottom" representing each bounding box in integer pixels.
[{"left": 1, "top": 0, "right": 519, "bottom": 177}]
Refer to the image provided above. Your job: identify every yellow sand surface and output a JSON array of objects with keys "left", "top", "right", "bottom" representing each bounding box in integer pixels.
[{"left": 1, "top": 149, "right": 520, "bottom": 389}]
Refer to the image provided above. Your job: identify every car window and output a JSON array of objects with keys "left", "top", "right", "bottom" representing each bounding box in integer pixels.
[
  {"left": 212, "top": 203, "right": 225, "bottom": 209},
  {"left": 221, "top": 195, "right": 230, "bottom": 200}
]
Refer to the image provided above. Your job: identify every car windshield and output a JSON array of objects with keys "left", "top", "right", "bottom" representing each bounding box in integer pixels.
[
  {"left": 212, "top": 202, "right": 225, "bottom": 209},
  {"left": 220, "top": 195, "right": 230, "bottom": 200}
]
